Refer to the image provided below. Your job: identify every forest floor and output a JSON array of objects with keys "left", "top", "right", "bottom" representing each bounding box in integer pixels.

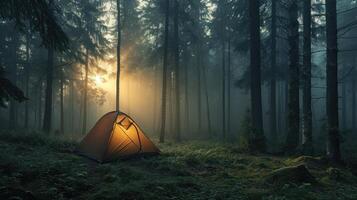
[{"left": 1, "top": 132, "right": 357, "bottom": 200}]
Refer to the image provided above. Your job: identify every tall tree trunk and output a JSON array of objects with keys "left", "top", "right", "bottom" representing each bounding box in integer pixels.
[
  {"left": 249, "top": 0, "right": 265, "bottom": 151},
  {"left": 174, "top": 0, "right": 181, "bottom": 142},
  {"left": 159, "top": 0, "right": 170, "bottom": 143},
  {"left": 197, "top": 46, "right": 202, "bottom": 134},
  {"left": 116, "top": 0, "right": 121, "bottom": 111},
  {"left": 202, "top": 60, "right": 212, "bottom": 136},
  {"left": 60, "top": 69, "right": 64, "bottom": 135},
  {"left": 38, "top": 81, "right": 43, "bottom": 130},
  {"left": 170, "top": 73, "right": 174, "bottom": 135},
  {"left": 70, "top": 79, "right": 74, "bottom": 134},
  {"left": 127, "top": 79, "right": 130, "bottom": 114},
  {"left": 43, "top": 46, "right": 54, "bottom": 133},
  {"left": 153, "top": 67, "right": 158, "bottom": 133},
  {"left": 352, "top": 75, "right": 356, "bottom": 135},
  {"left": 184, "top": 53, "right": 189, "bottom": 133},
  {"left": 9, "top": 33, "right": 19, "bottom": 129},
  {"left": 302, "top": 0, "right": 313, "bottom": 154},
  {"left": 24, "top": 30, "right": 31, "bottom": 128},
  {"left": 82, "top": 50, "right": 89, "bottom": 135},
  {"left": 326, "top": 0, "right": 341, "bottom": 163},
  {"left": 222, "top": 41, "right": 226, "bottom": 138},
  {"left": 270, "top": 0, "right": 277, "bottom": 149},
  {"left": 227, "top": 39, "right": 231, "bottom": 137},
  {"left": 342, "top": 81, "right": 347, "bottom": 130},
  {"left": 42, "top": 0, "right": 54, "bottom": 133},
  {"left": 286, "top": 1, "right": 300, "bottom": 152}
]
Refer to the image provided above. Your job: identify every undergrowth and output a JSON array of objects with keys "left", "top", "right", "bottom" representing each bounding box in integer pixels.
[{"left": 0, "top": 132, "right": 357, "bottom": 200}]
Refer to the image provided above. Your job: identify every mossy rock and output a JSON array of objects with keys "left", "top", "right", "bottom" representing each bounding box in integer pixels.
[
  {"left": 264, "top": 164, "right": 316, "bottom": 186},
  {"left": 326, "top": 167, "right": 357, "bottom": 183},
  {"left": 286, "top": 156, "right": 328, "bottom": 169}
]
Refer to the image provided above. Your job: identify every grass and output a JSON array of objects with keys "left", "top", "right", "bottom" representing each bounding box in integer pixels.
[{"left": 0, "top": 132, "right": 357, "bottom": 200}]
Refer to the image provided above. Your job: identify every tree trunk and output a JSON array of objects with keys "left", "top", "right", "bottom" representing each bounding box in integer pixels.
[
  {"left": 82, "top": 50, "right": 89, "bottom": 135},
  {"left": 222, "top": 41, "right": 226, "bottom": 138},
  {"left": 174, "top": 0, "right": 181, "bottom": 142},
  {"left": 326, "top": 0, "right": 341, "bottom": 163},
  {"left": 342, "top": 76, "right": 347, "bottom": 130},
  {"left": 249, "top": 0, "right": 265, "bottom": 151},
  {"left": 202, "top": 59, "right": 212, "bottom": 136},
  {"left": 24, "top": 30, "right": 31, "bottom": 128},
  {"left": 227, "top": 39, "right": 231, "bottom": 137},
  {"left": 184, "top": 52, "right": 189, "bottom": 133},
  {"left": 170, "top": 72, "right": 174, "bottom": 135},
  {"left": 70, "top": 79, "right": 74, "bottom": 134},
  {"left": 153, "top": 67, "right": 158, "bottom": 133},
  {"left": 38, "top": 81, "right": 43, "bottom": 130},
  {"left": 159, "top": 0, "right": 170, "bottom": 143},
  {"left": 286, "top": 1, "right": 300, "bottom": 152},
  {"left": 302, "top": 0, "right": 313, "bottom": 154},
  {"left": 9, "top": 34, "right": 19, "bottom": 129},
  {"left": 352, "top": 76, "right": 356, "bottom": 135},
  {"left": 197, "top": 45, "right": 202, "bottom": 134},
  {"left": 116, "top": 0, "right": 121, "bottom": 111},
  {"left": 270, "top": 0, "right": 277, "bottom": 149},
  {"left": 43, "top": 47, "right": 54, "bottom": 133},
  {"left": 42, "top": 0, "right": 54, "bottom": 133},
  {"left": 60, "top": 69, "right": 64, "bottom": 135}
]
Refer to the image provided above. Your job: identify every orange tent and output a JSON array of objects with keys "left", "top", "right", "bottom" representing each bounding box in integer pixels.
[{"left": 77, "top": 111, "right": 159, "bottom": 162}]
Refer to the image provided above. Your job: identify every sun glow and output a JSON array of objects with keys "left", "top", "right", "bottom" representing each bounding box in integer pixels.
[{"left": 94, "top": 75, "right": 103, "bottom": 85}]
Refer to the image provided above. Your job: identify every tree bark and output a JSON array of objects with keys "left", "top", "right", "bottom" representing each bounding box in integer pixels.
[
  {"left": 342, "top": 83, "right": 347, "bottom": 130},
  {"left": 70, "top": 79, "right": 74, "bottom": 134},
  {"left": 286, "top": 1, "right": 300, "bottom": 152},
  {"left": 24, "top": 30, "right": 31, "bottom": 128},
  {"left": 227, "top": 39, "right": 231, "bottom": 137},
  {"left": 9, "top": 34, "right": 19, "bottom": 129},
  {"left": 116, "top": 0, "right": 121, "bottom": 111},
  {"left": 42, "top": 0, "right": 54, "bottom": 133},
  {"left": 326, "top": 0, "right": 341, "bottom": 163},
  {"left": 153, "top": 67, "right": 158, "bottom": 133},
  {"left": 159, "top": 0, "right": 170, "bottom": 143},
  {"left": 169, "top": 72, "right": 174, "bottom": 135},
  {"left": 184, "top": 51, "right": 189, "bottom": 133},
  {"left": 202, "top": 59, "right": 212, "bottom": 136},
  {"left": 270, "top": 0, "right": 277, "bottom": 149},
  {"left": 222, "top": 41, "right": 226, "bottom": 138},
  {"left": 249, "top": 0, "right": 265, "bottom": 151},
  {"left": 302, "top": 0, "right": 313, "bottom": 154},
  {"left": 82, "top": 50, "right": 89, "bottom": 135},
  {"left": 43, "top": 46, "right": 54, "bottom": 133},
  {"left": 197, "top": 47, "right": 202, "bottom": 135},
  {"left": 352, "top": 75, "right": 356, "bottom": 135},
  {"left": 60, "top": 68, "right": 64, "bottom": 135},
  {"left": 174, "top": 0, "right": 181, "bottom": 142},
  {"left": 38, "top": 81, "right": 43, "bottom": 130}
]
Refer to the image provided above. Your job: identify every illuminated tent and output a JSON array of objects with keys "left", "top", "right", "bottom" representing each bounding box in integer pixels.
[{"left": 77, "top": 111, "right": 160, "bottom": 162}]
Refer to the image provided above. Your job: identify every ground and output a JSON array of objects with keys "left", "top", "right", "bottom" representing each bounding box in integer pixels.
[{"left": 1, "top": 132, "right": 357, "bottom": 200}]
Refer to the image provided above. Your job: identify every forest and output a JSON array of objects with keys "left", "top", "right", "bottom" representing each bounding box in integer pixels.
[{"left": 1, "top": 0, "right": 357, "bottom": 199}]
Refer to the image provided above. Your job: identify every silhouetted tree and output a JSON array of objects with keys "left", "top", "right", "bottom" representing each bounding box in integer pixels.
[
  {"left": 285, "top": 1, "right": 300, "bottom": 152},
  {"left": 302, "top": 0, "right": 313, "bottom": 154},
  {"left": 326, "top": 0, "right": 341, "bottom": 163},
  {"left": 249, "top": 0, "right": 265, "bottom": 152},
  {"left": 159, "top": 0, "right": 170, "bottom": 143}
]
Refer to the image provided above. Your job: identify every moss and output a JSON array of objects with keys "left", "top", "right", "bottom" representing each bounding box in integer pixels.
[
  {"left": 1, "top": 132, "right": 357, "bottom": 200},
  {"left": 286, "top": 156, "right": 328, "bottom": 169},
  {"left": 264, "top": 165, "right": 316, "bottom": 186}
]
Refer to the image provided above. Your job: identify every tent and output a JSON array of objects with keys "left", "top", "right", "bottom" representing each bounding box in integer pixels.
[{"left": 76, "top": 111, "right": 159, "bottom": 162}]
